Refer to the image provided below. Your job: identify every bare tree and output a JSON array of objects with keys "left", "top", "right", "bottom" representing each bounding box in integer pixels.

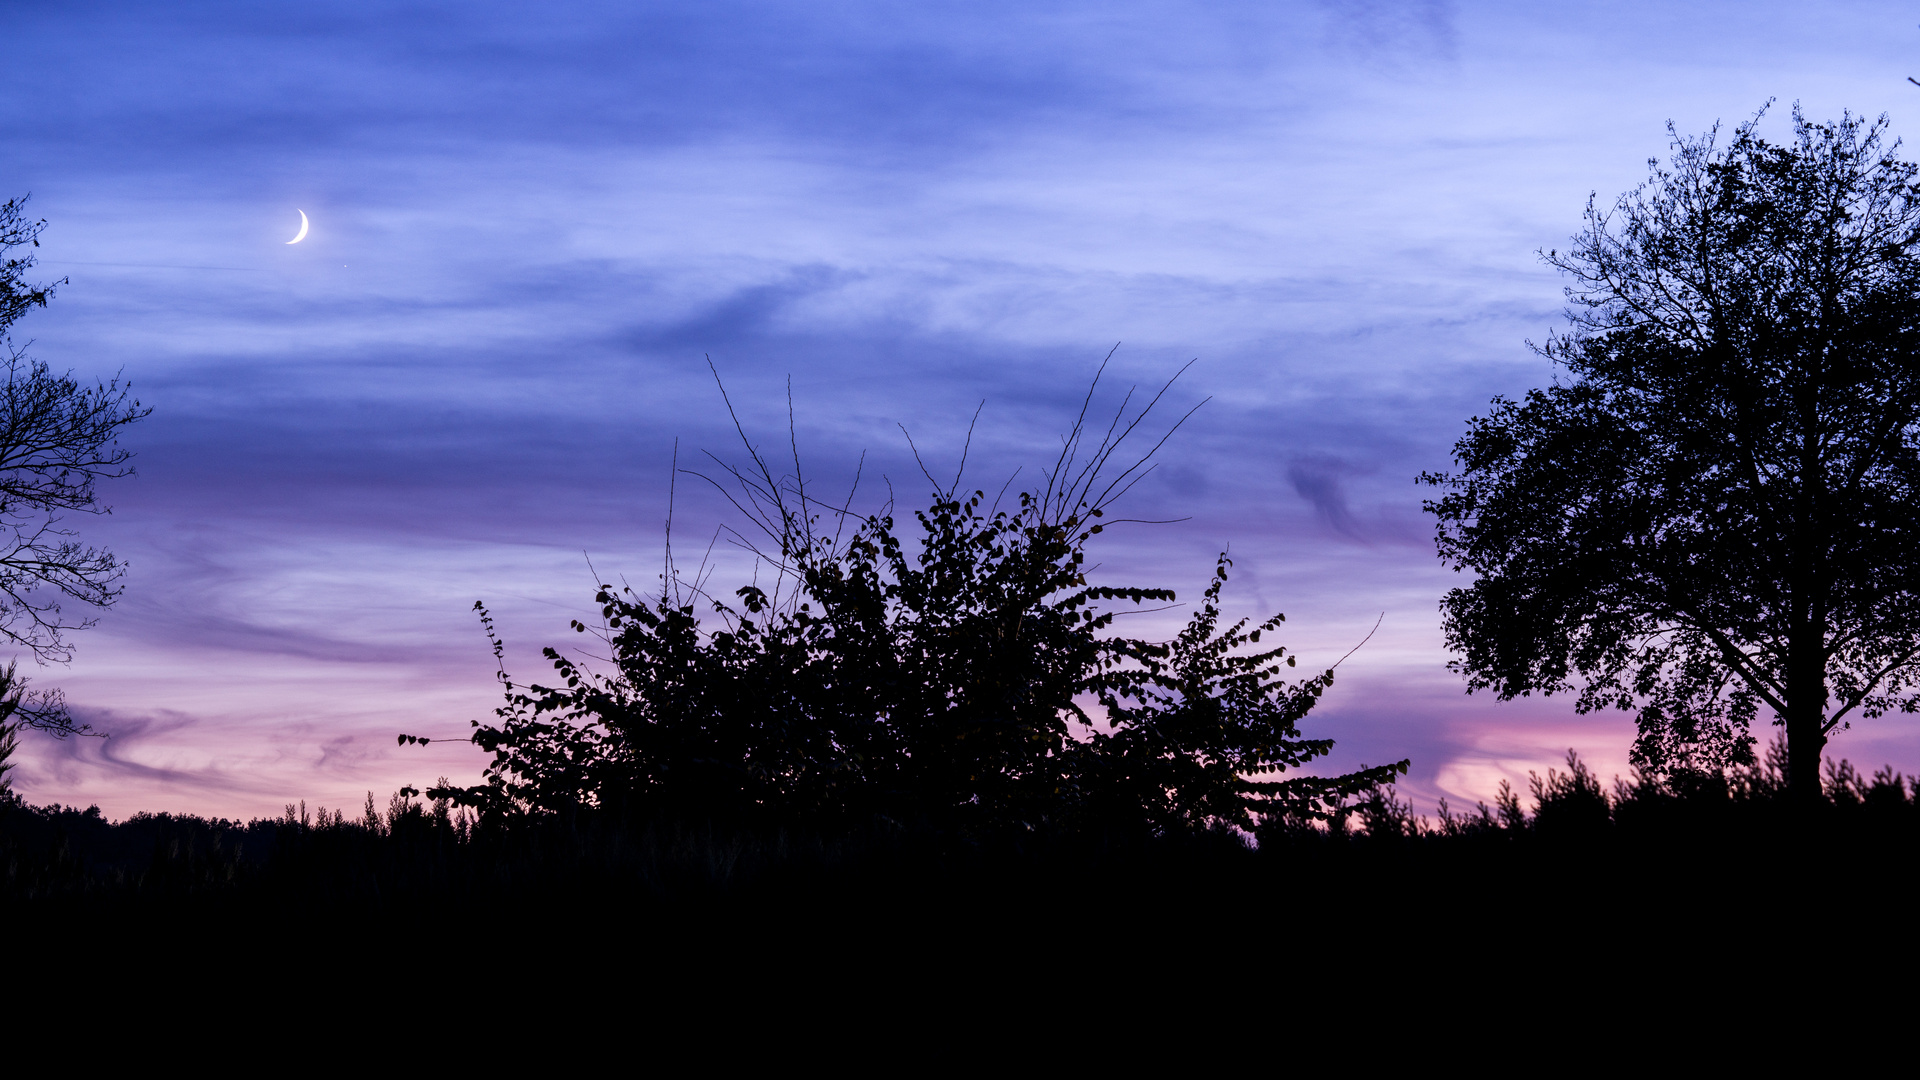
[{"left": 0, "top": 196, "right": 149, "bottom": 736}]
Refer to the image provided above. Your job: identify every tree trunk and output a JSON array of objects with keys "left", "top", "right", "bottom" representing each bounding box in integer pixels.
[
  {"left": 1785, "top": 710, "right": 1827, "bottom": 803},
  {"left": 1786, "top": 396, "right": 1828, "bottom": 805},
  {"left": 1784, "top": 631, "right": 1828, "bottom": 804}
]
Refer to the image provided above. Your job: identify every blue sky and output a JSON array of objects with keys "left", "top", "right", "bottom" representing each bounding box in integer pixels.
[{"left": 7, "top": 0, "right": 1920, "bottom": 818}]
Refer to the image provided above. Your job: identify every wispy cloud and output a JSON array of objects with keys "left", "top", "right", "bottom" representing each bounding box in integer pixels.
[
  {"left": 1289, "top": 454, "right": 1369, "bottom": 542},
  {"left": 7, "top": 0, "right": 1919, "bottom": 818}
]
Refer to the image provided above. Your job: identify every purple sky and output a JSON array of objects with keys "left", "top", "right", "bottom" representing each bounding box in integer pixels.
[{"left": 8, "top": 0, "right": 1920, "bottom": 820}]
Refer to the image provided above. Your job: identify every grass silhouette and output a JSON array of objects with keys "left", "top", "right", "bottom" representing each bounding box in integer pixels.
[{"left": 8, "top": 743, "right": 1919, "bottom": 964}]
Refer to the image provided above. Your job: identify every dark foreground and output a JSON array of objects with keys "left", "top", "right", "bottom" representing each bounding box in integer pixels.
[{"left": 9, "top": 761, "right": 1920, "bottom": 997}]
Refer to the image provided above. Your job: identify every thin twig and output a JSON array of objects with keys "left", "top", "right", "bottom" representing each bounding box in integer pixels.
[{"left": 1332, "top": 613, "right": 1386, "bottom": 670}]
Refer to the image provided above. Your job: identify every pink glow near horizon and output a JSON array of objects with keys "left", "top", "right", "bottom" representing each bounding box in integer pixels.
[{"left": 9, "top": 0, "right": 1920, "bottom": 821}]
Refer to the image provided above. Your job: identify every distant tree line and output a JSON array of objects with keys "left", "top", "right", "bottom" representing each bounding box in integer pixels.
[{"left": 13, "top": 740, "right": 1920, "bottom": 917}]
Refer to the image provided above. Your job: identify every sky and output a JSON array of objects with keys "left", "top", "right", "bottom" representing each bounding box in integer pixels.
[{"left": 6, "top": 0, "right": 1920, "bottom": 820}]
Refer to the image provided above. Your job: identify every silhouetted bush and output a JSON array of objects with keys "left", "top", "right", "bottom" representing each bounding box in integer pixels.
[
  {"left": 1529, "top": 751, "right": 1612, "bottom": 839},
  {"left": 442, "top": 371, "right": 1407, "bottom": 839}
]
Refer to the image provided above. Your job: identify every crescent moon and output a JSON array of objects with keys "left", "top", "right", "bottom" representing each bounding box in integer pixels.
[{"left": 286, "top": 209, "right": 309, "bottom": 245}]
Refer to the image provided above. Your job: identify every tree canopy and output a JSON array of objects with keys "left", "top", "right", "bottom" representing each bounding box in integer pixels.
[{"left": 1423, "top": 107, "right": 1920, "bottom": 798}]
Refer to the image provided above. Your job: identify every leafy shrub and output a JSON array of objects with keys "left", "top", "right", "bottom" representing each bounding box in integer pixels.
[{"left": 445, "top": 373, "right": 1406, "bottom": 836}]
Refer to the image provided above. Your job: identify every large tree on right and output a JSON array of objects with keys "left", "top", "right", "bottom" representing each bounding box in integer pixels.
[{"left": 1423, "top": 107, "right": 1920, "bottom": 800}]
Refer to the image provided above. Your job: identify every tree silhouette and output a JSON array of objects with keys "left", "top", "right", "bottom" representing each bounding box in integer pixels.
[
  {"left": 0, "top": 196, "right": 149, "bottom": 737},
  {"left": 1423, "top": 107, "right": 1920, "bottom": 800}
]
